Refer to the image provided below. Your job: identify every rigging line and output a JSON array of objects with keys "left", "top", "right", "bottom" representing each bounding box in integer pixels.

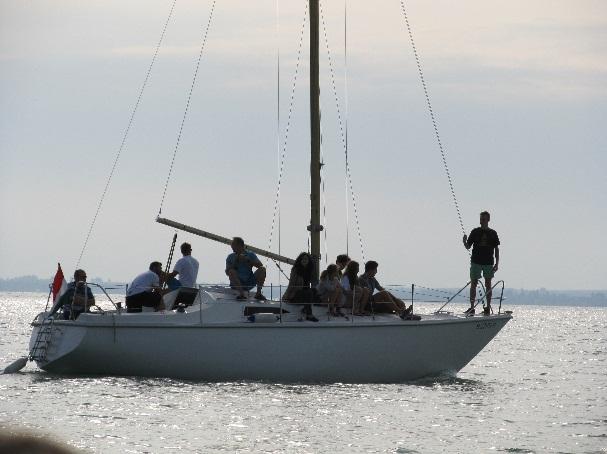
[
  {"left": 276, "top": 0, "right": 281, "bottom": 285},
  {"left": 271, "top": 259, "right": 290, "bottom": 281},
  {"left": 344, "top": 0, "right": 350, "bottom": 258},
  {"left": 158, "top": 0, "right": 217, "bottom": 216},
  {"left": 267, "top": 0, "right": 309, "bottom": 252},
  {"left": 319, "top": 0, "right": 365, "bottom": 262},
  {"left": 76, "top": 0, "right": 178, "bottom": 267},
  {"left": 398, "top": 0, "right": 466, "bottom": 238},
  {"left": 320, "top": 149, "right": 329, "bottom": 265},
  {"left": 383, "top": 282, "right": 470, "bottom": 301}
]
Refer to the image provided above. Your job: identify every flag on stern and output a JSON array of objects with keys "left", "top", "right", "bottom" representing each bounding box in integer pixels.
[{"left": 50, "top": 263, "right": 67, "bottom": 312}]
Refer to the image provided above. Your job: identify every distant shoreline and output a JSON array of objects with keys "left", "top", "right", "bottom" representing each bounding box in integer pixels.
[{"left": 1, "top": 276, "right": 605, "bottom": 307}]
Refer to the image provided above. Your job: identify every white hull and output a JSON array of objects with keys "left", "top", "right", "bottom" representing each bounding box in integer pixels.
[{"left": 29, "top": 288, "right": 511, "bottom": 382}]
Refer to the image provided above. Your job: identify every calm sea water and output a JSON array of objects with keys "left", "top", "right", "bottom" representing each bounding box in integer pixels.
[{"left": 0, "top": 292, "right": 605, "bottom": 453}]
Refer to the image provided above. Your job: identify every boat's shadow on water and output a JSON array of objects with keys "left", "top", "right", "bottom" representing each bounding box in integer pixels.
[{"left": 22, "top": 369, "right": 489, "bottom": 393}]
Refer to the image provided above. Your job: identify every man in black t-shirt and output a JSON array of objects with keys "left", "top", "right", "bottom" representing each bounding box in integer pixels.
[{"left": 463, "top": 211, "right": 500, "bottom": 315}]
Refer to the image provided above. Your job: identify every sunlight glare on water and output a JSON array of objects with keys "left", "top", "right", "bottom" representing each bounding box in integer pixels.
[{"left": 0, "top": 293, "right": 605, "bottom": 453}]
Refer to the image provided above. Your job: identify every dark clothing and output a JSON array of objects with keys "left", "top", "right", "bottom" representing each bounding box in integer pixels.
[
  {"left": 50, "top": 282, "right": 94, "bottom": 319},
  {"left": 282, "top": 267, "right": 312, "bottom": 302},
  {"left": 466, "top": 227, "right": 500, "bottom": 265},
  {"left": 291, "top": 287, "right": 319, "bottom": 316},
  {"left": 358, "top": 274, "right": 382, "bottom": 298},
  {"left": 283, "top": 267, "right": 316, "bottom": 316},
  {"left": 125, "top": 291, "right": 162, "bottom": 313}
]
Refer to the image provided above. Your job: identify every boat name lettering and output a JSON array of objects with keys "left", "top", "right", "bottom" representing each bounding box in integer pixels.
[{"left": 476, "top": 321, "right": 497, "bottom": 330}]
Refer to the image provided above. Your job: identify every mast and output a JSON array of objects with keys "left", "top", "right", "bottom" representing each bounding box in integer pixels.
[{"left": 308, "top": 0, "right": 322, "bottom": 283}]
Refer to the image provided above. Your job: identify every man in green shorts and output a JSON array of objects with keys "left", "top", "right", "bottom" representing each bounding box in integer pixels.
[{"left": 463, "top": 211, "right": 500, "bottom": 315}]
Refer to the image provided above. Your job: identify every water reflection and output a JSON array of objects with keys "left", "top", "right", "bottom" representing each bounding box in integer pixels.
[{"left": 1, "top": 295, "right": 606, "bottom": 453}]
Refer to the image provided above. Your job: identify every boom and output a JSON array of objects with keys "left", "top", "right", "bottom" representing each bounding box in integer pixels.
[{"left": 156, "top": 217, "right": 295, "bottom": 266}]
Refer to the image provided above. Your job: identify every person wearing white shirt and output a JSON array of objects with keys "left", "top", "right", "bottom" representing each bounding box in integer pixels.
[
  {"left": 166, "top": 242, "right": 200, "bottom": 289},
  {"left": 126, "top": 261, "right": 165, "bottom": 312}
]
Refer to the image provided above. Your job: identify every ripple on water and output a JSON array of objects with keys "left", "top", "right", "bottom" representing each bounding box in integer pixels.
[{"left": 1, "top": 295, "right": 606, "bottom": 453}]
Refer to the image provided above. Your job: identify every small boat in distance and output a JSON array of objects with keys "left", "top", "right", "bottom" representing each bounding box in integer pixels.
[{"left": 20, "top": 1, "right": 511, "bottom": 382}]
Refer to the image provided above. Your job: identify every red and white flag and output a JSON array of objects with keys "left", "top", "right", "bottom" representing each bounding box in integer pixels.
[{"left": 50, "top": 263, "right": 67, "bottom": 311}]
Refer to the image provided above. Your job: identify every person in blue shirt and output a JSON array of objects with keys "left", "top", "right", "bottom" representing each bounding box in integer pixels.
[
  {"left": 50, "top": 269, "right": 95, "bottom": 320},
  {"left": 225, "top": 237, "right": 267, "bottom": 300}
]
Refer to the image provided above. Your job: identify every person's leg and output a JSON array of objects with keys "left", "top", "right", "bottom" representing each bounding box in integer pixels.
[
  {"left": 372, "top": 290, "right": 399, "bottom": 313},
  {"left": 325, "top": 295, "right": 335, "bottom": 315},
  {"left": 155, "top": 292, "right": 166, "bottom": 311},
  {"left": 142, "top": 292, "right": 163, "bottom": 311},
  {"left": 72, "top": 307, "right": 85, "bottom": 319},
  {"left": 469, "top": 263, "right": 481, "bottom": 311},
  {"left": 469, "top": 279, "right": 478, "bottom": 313},
  {"left": 298, "top": 289, "right": 312, "bottom": 316},
  {"left": 326, "top": 287, "right": 338, "bottom": 315},
  {"left": 469, "top": 281, "right": 477, "bottom": 304},
  {"left": 167, "top": 277, "right": 182, "bottom": 291},
  {"left": 126, "top": 294, "right": 142, "bottom": 313},
  {"left": 480, "top": 263, "right": 495, "bottom": 312},
  {"left": 227, "top": 269, "right": 245, "bottom": 297},
  {"left": 254, "top": 267, "right": 267, "bottom": 297},
  {"left": 484, "top": 277, "right": 493, "bottom": 308},
  {"left": 331, "top": 287, "right": 344, "bottom": 315},
  {"left": 387, "top": 292, "right": 407, "bottom": 312},
  {"left": 349, "top": 291, "right": 361, "bottom": 315},
  {"left": 359, "top": 287, "right": 370, "bottom": 313},
  {"left": 343, "top": 293, "right": 352, "bottom": 310},
  {"left": 352, "top": 289, "right": 361, "bottom": 314}
]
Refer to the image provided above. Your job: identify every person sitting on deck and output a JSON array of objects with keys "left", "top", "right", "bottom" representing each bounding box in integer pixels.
[
  {"left": 165, "top": 242, "right": 199, "bottom": 290},
  {"left": 340, "top": 261, "right": 370, "bottom": 316},
  {"left": 317, "top": 264, "right": 345, "bottom": 317},
  {"left": 50, "top": 269, "right": 95, "bottom": 320},
  {"left": 225, "top": 237, "right": 267, "bottom": 301},
  {"left": 358, "top": 260, "right": 412, "bottom": 318},
  {"left": 126, "top": 261, "right": 165, "bottom": 313},
  {"left": 335, "top": 254, "right": 350, "bottom": 279},
  {"left": 282, "top": 252, "right": 319, "bottom": 322}
]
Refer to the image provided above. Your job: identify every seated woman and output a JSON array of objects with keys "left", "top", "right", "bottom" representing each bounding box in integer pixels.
[
  {"left": 359, "top": 260, "right": 412, "bottom": 317},
  {"left": 317, "top": 264, "right": 345, "bottom": 317},
  {"left": 282, "top": 252, "right": 319, "bottom": 322},
  {"left": 340, "top": 261, "right": 370, "bottom": 316}
]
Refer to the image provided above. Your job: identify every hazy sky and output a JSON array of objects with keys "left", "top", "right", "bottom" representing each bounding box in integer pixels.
[{"left": 1, "top": 0, "right": 605, "bottom": 290}]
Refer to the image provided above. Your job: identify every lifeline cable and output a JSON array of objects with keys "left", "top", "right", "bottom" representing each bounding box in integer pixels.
[{"left": 276, "top": 0, "right": 281, "bottom": 287}]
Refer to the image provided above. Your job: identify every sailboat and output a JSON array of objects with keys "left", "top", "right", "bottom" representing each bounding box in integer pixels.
[{"left": 20, "top": 1, "right": 511, "bottom": 382}]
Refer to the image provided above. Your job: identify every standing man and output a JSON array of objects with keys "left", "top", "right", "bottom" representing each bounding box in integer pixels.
[
  {"left": 463, "top": 211, "right": 500, "bottom": 315},
  {"left": 225, "top": 237, "right": 267, "bottom": 300},
  {"left": 166, "top": 242, "right": 199, "bottom": 289}
]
